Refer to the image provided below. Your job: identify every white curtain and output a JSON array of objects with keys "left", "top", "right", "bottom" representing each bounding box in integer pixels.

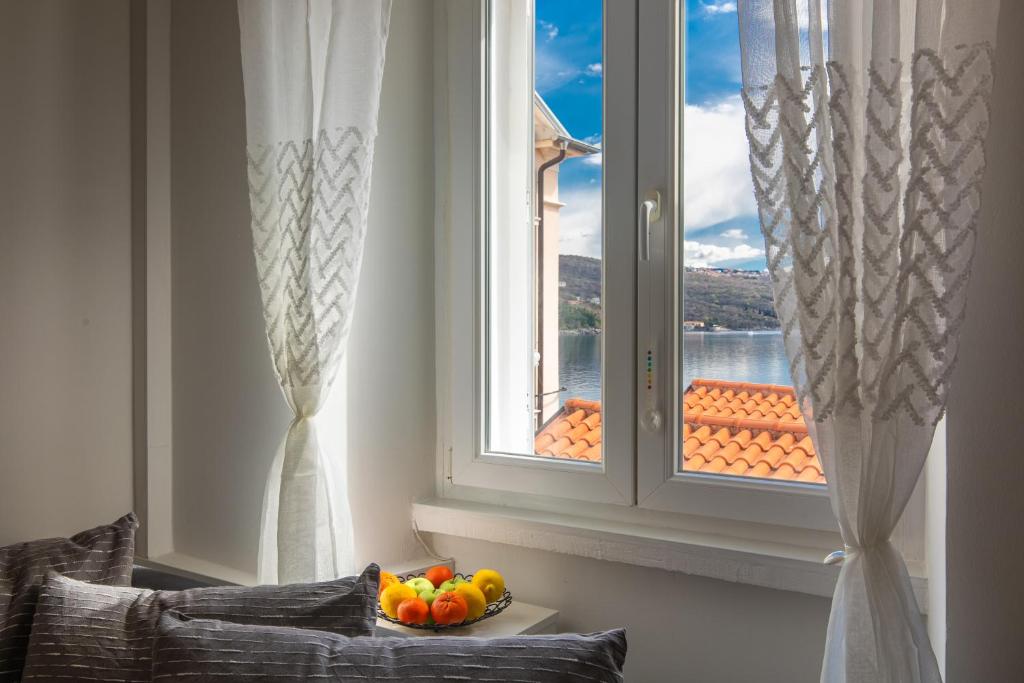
[
  {"left": 737, "top": 1, "right": 999, "bottom": 681},
  {"left": 238, "top": 0, "right": 391, "bottom": 584}
]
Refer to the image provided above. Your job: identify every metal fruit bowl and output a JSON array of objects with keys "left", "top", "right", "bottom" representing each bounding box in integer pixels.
[{"left": 377, "top": 572, "right": 513, "bottom": 631}]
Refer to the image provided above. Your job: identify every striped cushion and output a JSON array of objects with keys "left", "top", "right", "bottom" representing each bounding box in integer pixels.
[
  {"left": 0, "top": 513, "right": 137, "bottom": 683},
  {"left": 152, "top": 612, "right": 628, "bottom": 682},
  {"left": 21, "top": 564, "right": 380, "bottom": 682}
]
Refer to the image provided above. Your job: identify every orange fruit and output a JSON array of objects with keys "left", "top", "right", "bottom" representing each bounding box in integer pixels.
[
  {"left": 470, "top": 569, "right": 505, "bottom": 603},
  {"left": 454, "top": 583, "right": 487, "bottom": 620},
  {"left": 396, "top": 597, "right": 430, "bottom": 625},
  {"left": 380, "top": 583, "right": 417, "bottom": 618},
  {"left": 425, "top": 565, "right": 454, "bottom": 589},
  {"left": 378, "top": 571, "right": 400, "bottom": 597},
  {"left": 430, "top": 591, "right": 468, "bottom": 625}
]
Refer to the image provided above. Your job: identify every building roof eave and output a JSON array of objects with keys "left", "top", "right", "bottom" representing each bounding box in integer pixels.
[{"left": 534, "top": 92, "right": 600, "bottom": 158}]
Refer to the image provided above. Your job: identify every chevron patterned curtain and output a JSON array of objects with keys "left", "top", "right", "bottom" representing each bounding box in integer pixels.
[
  {"left": 238, "top": 0, "right": 391, "bottom": 584},
  {"left": 737, "top": 1, "right": 999, "bottom": 681}
]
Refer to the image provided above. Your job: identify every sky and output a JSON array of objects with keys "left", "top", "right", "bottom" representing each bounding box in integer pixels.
[{"left": 535, "top": 0, "right": 766, "bottom": 270}]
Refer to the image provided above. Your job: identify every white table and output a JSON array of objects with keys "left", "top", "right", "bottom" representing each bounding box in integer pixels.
[{"left": 376, "top": 601, "right": 559, "bottom": 638}]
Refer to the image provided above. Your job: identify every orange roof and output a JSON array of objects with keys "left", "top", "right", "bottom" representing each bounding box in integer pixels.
[
  {"left": 533, "top": 379, "right": 825, "bottom": 484},
  {"left": 533, "top": 398, "right": 603, "bottom": 462}
]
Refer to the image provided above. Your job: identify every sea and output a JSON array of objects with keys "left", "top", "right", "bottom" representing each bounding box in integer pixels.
[{"left": 558, "top": 330, "right": 791, "bottom": 406}]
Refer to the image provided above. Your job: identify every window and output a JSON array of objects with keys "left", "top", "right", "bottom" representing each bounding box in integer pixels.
[
  {"left": 439, "top": 1, "right": 915, "bottom": 537},
  {"left": 443, "top": 0, "right": 632, "bottom": 504}
]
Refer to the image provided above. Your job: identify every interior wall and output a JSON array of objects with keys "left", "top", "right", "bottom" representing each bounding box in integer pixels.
[
  {"left": 945, "top": 2, "right": 1024, "bottom": 679},
  {"left": 170, "top": 0, "right": 287, "bottom": 571},
  {"left": 430, "top": 535, "right": 830, "bottom": 682},
  {"left": 344, "top": 0, "right": 437, "bottom": 570},
  {"left": 169, "top": 0, "right": 435, "bottom": 574},
  {"left": 0, "top": 0, "right": 134, "bottom": 544}
]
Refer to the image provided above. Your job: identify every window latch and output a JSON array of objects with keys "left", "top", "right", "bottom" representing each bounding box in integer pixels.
[{"left": 638, "top": 190, "right": 661, "bottom": 261}]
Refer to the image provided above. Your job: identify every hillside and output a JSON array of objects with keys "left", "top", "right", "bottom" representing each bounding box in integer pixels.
[
  {"left": 558, "top": 255, "right": 778, "bottom": 331},
  {"left": 559, "top": 255, "right": 602, "bottom": 330},
  {"left": 559, "top": 254, "right": 601, "bottom": 303},
  {"left": 682, "top": 267, "right": 779, "bottom": 330}
]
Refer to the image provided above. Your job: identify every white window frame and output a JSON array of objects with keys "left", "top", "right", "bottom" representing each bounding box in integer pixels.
[
  {"left": 630, "top": 0, "right": 834, "bottom": 531},
  {"left": 437, "top": 0, "right": 634, "bottom": 506},
  {"left": 434, "top": 0, "right": 923, "bottom": 548}
]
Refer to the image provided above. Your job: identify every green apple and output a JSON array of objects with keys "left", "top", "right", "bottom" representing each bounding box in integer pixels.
[
  {"left": 418, "top": 588, "right": 440, "bottom": 606},
  {"left": 404, "top": 577, "right": 434, "bottom": 594},
  {"left": 438, "top": 577, "right": 468, "bottom": 593}
]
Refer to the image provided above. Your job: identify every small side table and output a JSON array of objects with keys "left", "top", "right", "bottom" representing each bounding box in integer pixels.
[{"left": 376, "top": 601, "right": 559, "bottom": 638}]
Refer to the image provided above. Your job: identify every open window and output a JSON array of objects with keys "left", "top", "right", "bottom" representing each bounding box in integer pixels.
[{"left": 444, "top": 0, "right": 634, "bottom": 504}]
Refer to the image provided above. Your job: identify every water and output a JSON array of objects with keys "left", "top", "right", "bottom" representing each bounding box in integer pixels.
[
  {"left": 559, "top": 334, "right": 603, "bottom": 405},
  {"left": 559, "top": 330, "right": 791, "bottom": 406}
]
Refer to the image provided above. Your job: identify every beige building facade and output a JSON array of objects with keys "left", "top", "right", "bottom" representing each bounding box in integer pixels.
[{"left": 532, "top": 94, "right": 598, "bottom": 426}]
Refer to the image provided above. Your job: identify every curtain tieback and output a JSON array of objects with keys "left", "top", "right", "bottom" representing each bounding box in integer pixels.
[
  {"left": 823, "top": 540, "right": 895, "bottom": 564},
  {"left": 823, "top": 549, "right": 846, "bottom": 565}
]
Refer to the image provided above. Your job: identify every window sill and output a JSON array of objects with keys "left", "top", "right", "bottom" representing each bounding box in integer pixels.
[
  {"left": 138, "top": 552, "right": 256, "bottom": 586},
  {"left": 413, "top": 498, "right": 928, "bottom": 606}
]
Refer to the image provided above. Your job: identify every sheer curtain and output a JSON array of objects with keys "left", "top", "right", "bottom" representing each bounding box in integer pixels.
[
  {"left": 737, "top": 1, "right": 1000, "bottom": 681},
  {"left": 237, "top": 0, "right": 391, "bottom": 584}
]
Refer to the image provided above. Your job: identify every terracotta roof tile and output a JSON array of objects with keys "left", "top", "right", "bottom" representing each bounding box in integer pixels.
[
  {"left": 534, "top": 379, "right": 826, "bottom": 484},
  {"left": 531, "top": 398, "right": 604, "bottom": 462}
]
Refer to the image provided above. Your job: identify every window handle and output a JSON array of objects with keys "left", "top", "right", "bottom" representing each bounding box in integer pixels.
[{"left": 638, "top": 190, "right": 661, "bottom": 261}]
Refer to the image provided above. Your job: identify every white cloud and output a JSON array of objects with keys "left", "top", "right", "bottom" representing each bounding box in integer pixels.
[
  {"left": 683, "top": 96, "right": 757, "bottom": 231},
  {"left": 583, "top": 152, "right": 602, "bottom": 166},
  {"left": 556, "top": 188, "right": 764, "bottom": 265},
  {"left": 702, "top": 1, "right": 737, "bottom": 15},
  {"left": 558, "top": 187, "right": 602, "bottom": 259},
  {"left": 721, "top": 228, "right": 745, "bottom": 240},
  {"left": 578, "top": 137, "right": 602, "bottom": 166},
  {"left": 585, "top": 63, "right": 603, "bottom": 76},
  {"left": 535, "top": 45, "right": 580, "bottom": 92},
  {"left": 683, "top": 240, "right": 763, "bottom": 267},
  {"left": 539, "top": 20, "right": 559, "bottom": 41}
]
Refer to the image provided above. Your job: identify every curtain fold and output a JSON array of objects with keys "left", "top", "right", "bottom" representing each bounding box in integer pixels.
[
  {"left": 238, "top": 0, "right": 392, "bottom": 584},
  {"left": 737, "top": 1, "right": 1000, "bottom": 680}
]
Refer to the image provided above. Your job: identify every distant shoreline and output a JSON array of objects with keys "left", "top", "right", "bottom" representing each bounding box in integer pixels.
[
  {"left": 560, "top": 328, "right": 782, "bottom": 335},
  {"left": 560, "top": 255, "right": 779, "bottom": 331}
]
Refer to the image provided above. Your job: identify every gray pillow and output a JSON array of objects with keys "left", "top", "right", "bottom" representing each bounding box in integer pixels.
[
  {"left": 152, "top": 612, "right": 627, "bottom": 682},
  {"left": 0, "top": 513, "right": 137, "bottom": 683},
  {"left": 21, "top": 564, "right": 380, "bottom": 682}
]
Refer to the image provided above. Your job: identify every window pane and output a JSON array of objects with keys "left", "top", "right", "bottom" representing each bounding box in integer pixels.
[
  {"left": 678, "top": 1, "right": 823, "bottom": 485},
  {"left": 486, "top": 0, "right": 604, "bottom": 463}
]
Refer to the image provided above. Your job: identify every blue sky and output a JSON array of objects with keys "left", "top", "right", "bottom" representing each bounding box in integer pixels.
[{"left": 535, "top": 0, "right": 766, "bottom": 269}]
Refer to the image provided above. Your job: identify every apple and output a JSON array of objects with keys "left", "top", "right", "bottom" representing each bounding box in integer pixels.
[
  {"left": 418, "top": 588, "right": 440, "bottom": 606},
  {"left": 404, "top": 577, "right": 434, "bottom": 594},
  {"left": 438, "top": 577, "right": 467, "bottom": 593}
]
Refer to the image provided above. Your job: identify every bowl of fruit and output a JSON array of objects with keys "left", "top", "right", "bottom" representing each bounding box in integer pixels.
[{"left": 377, "top": 565, "right": 511, "bottom": 631}]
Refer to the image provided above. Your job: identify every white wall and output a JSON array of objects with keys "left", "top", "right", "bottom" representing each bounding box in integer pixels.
[
  {"left": 345, "top": 0, "right": 437, "bottom": 570},
  {"left": 0, "top": 0, "right": 134, "bottom": 544},
  {"left": 945, "top": 3, "right": 1024, "bottom": 679},
  {"left": 169, "top": 0, "right": 288, "bottom": 574},
  {"left": 430, "top": 535, "right": 830, "bottom": 682},
  {"left": 168, "top": 0, "right": 436, "bottom": 574}
]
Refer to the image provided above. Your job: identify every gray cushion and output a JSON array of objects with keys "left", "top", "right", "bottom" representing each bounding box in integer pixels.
[
  {"left": 21, "top": 564, "right": 380, "bottom": 682},
  {"left": 0, "top": 513, "right": 137, "bottom": 683},
  {"left": 152, "top": 612, "right": 627, "bottom": 682}
]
